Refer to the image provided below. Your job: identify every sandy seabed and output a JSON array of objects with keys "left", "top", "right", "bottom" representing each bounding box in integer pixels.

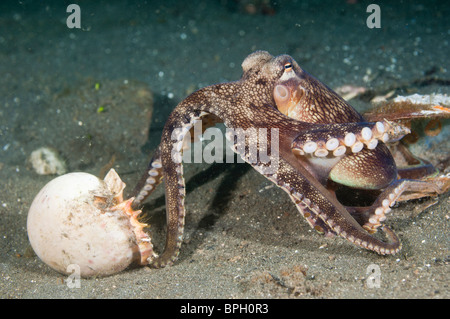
[{"left": 0, "top": 0, "right": 448, "bottom": 299}]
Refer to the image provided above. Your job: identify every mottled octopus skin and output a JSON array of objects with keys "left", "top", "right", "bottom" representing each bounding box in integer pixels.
[{"left": 131, "top": 51, "right": 428, "bottom": 268}]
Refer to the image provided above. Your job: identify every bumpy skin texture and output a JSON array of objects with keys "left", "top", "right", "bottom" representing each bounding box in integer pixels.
[{"left": 131, "top": 51, "right": 439, "bottom": 268}]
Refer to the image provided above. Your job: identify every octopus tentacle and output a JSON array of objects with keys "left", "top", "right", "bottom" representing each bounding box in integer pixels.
[
  {"left": 291, "top": 120, "right": 410, "bottom": 158},
  {"left": 143, "top": 83, "right": 240, "bottom": 268},
  {"left": 131, "top": 114, "right": 223, "bottom": 209},
  {"left": 287, "top": 192, "right": 337, "bottom": 237},
  {"left": 360, "top": 179, "right": 443, "bottom": 232},
  {"left": 225, "top": 130, "right": 336, "bottom": 237},
  {"left": 150, "top": 110, "right": 209, "bottom": 268},
  {"left": 131, "top": 147, "right": 164, "bottom": 208},
  {"left": 268, "top": 153, "right": 401, "bottom": 254},
  {"left": 227, "top": 128, "right": 401, "bottom": 254}
]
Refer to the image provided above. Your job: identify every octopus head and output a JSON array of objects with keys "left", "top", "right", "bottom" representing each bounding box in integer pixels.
[{"left": 241, "top": 51, "right": 308, "bottom": 119}]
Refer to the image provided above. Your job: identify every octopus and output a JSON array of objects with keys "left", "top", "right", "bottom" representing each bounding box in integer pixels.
[{"left": 131, "top": 51, "right": 447, "bottom": 268}]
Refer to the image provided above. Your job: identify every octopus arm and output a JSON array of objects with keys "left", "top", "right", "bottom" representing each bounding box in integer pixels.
[
  {"left": 136, "top": 84, "right": 239, "bottom": 267},
  {"left": 274, "top": 149, "right": 402, "bottom": 255}
]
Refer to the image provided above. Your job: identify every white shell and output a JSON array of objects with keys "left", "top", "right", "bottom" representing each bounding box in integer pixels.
[
  {"left": 29, "top": 147, "right": 67, "bottom": 175},
  {"left": 27, "top": 171, "right": 150, "bottom": 278}
]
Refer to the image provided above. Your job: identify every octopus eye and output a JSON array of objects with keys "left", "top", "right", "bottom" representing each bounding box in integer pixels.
[{"left": 284, "top": 62, "right": 293, "bottom": 71}]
